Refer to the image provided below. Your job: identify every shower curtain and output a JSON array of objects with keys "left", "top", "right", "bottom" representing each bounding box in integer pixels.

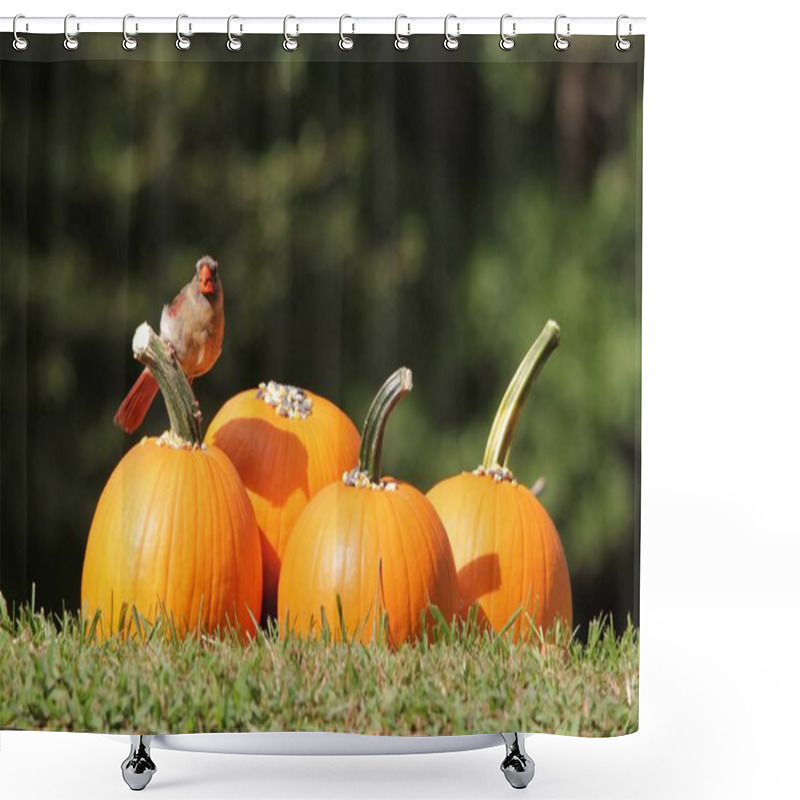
[{"left": 0, "top": 27, "right": 643, "bottom": 738}]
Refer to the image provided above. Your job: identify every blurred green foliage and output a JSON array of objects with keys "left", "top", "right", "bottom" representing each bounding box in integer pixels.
[{"left": 1, "top": 36, "right": 642, "bottom": 634}]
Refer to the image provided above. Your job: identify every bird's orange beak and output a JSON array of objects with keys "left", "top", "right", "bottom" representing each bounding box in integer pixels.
[{"left": 198, "top": 264, "right": 215, "bottom": 295}]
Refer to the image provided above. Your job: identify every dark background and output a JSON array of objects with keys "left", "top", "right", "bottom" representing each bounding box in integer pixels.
[{"left": 0, "top": 35, "right": 642, "bottom": 635}]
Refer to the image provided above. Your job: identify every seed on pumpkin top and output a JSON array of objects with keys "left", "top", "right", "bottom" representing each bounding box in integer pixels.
[
  {"left": 472, "top": 464, "right": 517, "bottom": 484},
  {"left": 255, "top": 380, "right": 314, "bottom": 419},
  {"left": 343, "top": 468, "right": 399, "bottom": 492},
  {"left": 154, "top": 430, "right": 205, "bottom": 451}
]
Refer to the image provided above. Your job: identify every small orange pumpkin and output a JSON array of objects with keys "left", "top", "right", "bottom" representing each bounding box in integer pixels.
[
  {"left": 81, "top": 324, "right": 262, "bottom": 641},
  {"left": 427, "top": 321, "right": 572, "bottom": 641},
  {"left": 205, "top": 382, "right": 360, "bottom": 621},
  {"left": 277, "top": 368, "right": 458, "bottom": 646}
]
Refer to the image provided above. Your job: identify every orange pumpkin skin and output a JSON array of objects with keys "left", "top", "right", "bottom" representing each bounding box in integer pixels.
[
  {"left": 81, "top": 439, "right": 263, "bottom": 641},
  {"left": 204, "top": 385, "right": 360, "bottom": 620},
  {"left": 427, "top": 471, "right": 572, "bottom": 641},
  {"left": 277, "top": 479, "right": 459, "bottom": 646}
]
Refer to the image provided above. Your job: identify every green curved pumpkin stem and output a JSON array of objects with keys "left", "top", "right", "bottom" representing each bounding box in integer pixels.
[
  {"left": 132, "top": 322, "right": 202, "bottom": 444},
  {"left": 358, "top": 367, "right": 413, "bottom": 481},
  {"left": 482, "top": 320, "right": 560, "bottom": 471}
]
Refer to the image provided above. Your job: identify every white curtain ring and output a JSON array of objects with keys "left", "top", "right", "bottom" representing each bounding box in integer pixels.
[
  {"left": 63, "top": 13, "right": 79, "bottom": 51},
  {"left": 176, "top": 14, "right": 191, "bottom": 50},
  {"left": 283, "top": 15, "right": 299, "bottom": 51},
  {"left": 339, "top": 14, "right": 355, "bottom": 51},
  {"left": 554, "top": 14, "right": 570, "bottom": 51},
  {"left": 122, "top": 14, "right": 138, "bottom": 51},
  {"left": 499, "top": 14, "right": 515, "bottom": 51},
  {"left": 444, "top": 14, "right": 460, "bottom": 51},
  {"left": 616, "top": 15, "right": 632, "bottom": 51},
  {"left": 12, "top": 14, "right": 29, "bottom": 51},
  {"left": 394, "top": 15, "right": 410, "bottom": 51},
  {"left": 227, "top": 15, "right": 243, "bottom": 51}
]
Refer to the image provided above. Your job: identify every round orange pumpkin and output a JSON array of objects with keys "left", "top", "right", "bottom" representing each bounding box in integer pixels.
[
  {"left": 205, "top": 382, "right": 360, "bottom": 621},
  {"left": 277, "top": 368, "right": 458, "bottom": 646},
  {"left": 427, "top": 321, "right": 572, "bottom": 641},
  {"left": 81, "top": 324, "right": 263, "bottom": 641}
]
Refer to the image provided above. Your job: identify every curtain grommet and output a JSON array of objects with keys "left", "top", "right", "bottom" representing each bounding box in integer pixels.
[
  {"left": 499, "top": 14, "right": 515, "bottom": 51},
  {"left": 339, "top": 14, "right": 355, "bottom": 51},
  {"left": 394, "top": 15, "right": 410, "bottom": 51},
  {"left": 554, "top": 14, "right": 570, "bottom": 51},
  {"left": 444, "top": 14, "right": 460, "bottom": 51},
  {"left": 122, "top": 14, "right": 138, "bottom": 51},
  {"left": 63, "top": 13, "right": 79, "bottom": 51},
  {"left": 227, "top": 15, "right": 243, "bottom": 52},
  {"left": 176, "top": 14, "right": 192, "bottom": 51},
  {"left": 12, "top": 14, "right": 29, "bottom": 51},
  {"left": 283, "top": 15, "right": 299, "bottom": 51},
  {"left": 616, "top": 15, "right": 632, "bottom": 51}
]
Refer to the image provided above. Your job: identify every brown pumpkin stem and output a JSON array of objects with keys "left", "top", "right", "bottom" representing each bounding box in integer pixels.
[
  {"left": 482, "top": 320, "right": 560, "bottom": 471},
  {"left": 358, "top": 367, "right": 413, "bottom": 482},
  {"left": 132, "top": 323, "right": 202, "bottom": 445}
]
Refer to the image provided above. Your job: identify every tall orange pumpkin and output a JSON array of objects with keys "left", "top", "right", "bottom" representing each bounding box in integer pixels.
[
  {"left": 427, "top": 321, "right": 572, "bottom": 641},
  {"left": 81, "top": 324, "right": 262, "bottom": 641},
  {"left": 278, "top": 368, "right": 458, "bottom": 646},
  {"left": 205, "top": 382, "right": 360, "bottom": 621}
]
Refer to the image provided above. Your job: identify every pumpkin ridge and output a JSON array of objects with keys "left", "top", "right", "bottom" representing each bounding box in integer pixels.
[
  {"left": 206, "top": 450, "right": 224, "bottom": 632},
  {"left": 364, "top": 491, "right": 386, "bottom": 639},
  {"left": 216, "top": 454, "right": 243, "bottom": 632},
  {"left": 186, "top": 456, "right": 204, "bottom": 630},
  {"left": 467, "top": 475, "right": 491, "bottom": 614},
  {"left": 274, "top": 411, "right": 295, "bottom": 560},
  {"left": 143, "top": 449, "right": 175, "bottom": 628},
  {"left": 216, "top": 452, "right": 245, "bottom": 632},
  {"left": 219, "top": 449, "right": 254, "bottom": 633},
  {"left": 272, "top": 419, "right": 292, "bottom": 562},
  {"left": 383, "top": 489, "right": 414, "bottom": 642},
  {"left": 357, "top": 489, "right": 370, "bottom": 638},
  {"left": 311, "top": 488, "right": 339, "bottom": 635},
  {"left": 491, "top": 479, "right": 506, "bottom": 627},
  {"left": 174, "top": 452, "right": 196, "bottom": 631},
  {"left": 511, "top": 483, "right": 532, "bottom": 634},
  {"left": 532, "top": 492, "right": 548, "bottom": 629}
]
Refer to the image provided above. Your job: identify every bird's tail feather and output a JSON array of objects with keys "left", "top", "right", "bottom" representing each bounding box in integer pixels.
[{"left": 114, "top": 369, "right": 159, "bottom": 434}]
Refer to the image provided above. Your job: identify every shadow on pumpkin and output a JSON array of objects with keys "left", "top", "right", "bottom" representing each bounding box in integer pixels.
[
  {"left": 208, "top": 417, "right": 311, "bottom": 506},
  {"left": 456, "top": 553, "right": 501, "bottom": 623}
]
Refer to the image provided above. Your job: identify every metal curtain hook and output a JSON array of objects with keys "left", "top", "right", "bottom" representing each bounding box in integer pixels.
[
  {"left": 283, "top": 15, "right": 299, "bottom": 51},
  {"left": 444, "top": 14, "right": 460, "bottom": 51},
  {"left": 12, "top": 14, "right": 29, "bottom": 51},
  {"left": 64, "top": 13, "right": 79, "bottom": 51},
  {"left": 616, "top": 14, "right": 632, "bottom": 51},
  {"left": 554, "top": 14, "right": 570, "bottom": 51},
  {"left": 394, "top": 15, "right": 410, "bottom": 51},
  {"left": 176, "top": 14, "right": 191, "bottom": 50},
  {"left": 499, "top": 14, "right": 515, "bottom": 51},
  {"left": 122, "top": 14, "right": 138, "bottom": 51},
  {"left": 227, "top": 15, "right": 242, "bottom": 51},
  {"left": 339, "top": 14, "right": 355, "bottom": 50}
]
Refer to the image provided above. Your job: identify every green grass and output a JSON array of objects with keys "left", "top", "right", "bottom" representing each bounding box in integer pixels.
[{"left": 0, "top": 594, "right": 638, "bottom": 737}]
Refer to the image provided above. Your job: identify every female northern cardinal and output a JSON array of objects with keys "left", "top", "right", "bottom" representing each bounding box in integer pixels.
[{"left": 114, "top": 255, "right": 225, "bottom": 434}]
